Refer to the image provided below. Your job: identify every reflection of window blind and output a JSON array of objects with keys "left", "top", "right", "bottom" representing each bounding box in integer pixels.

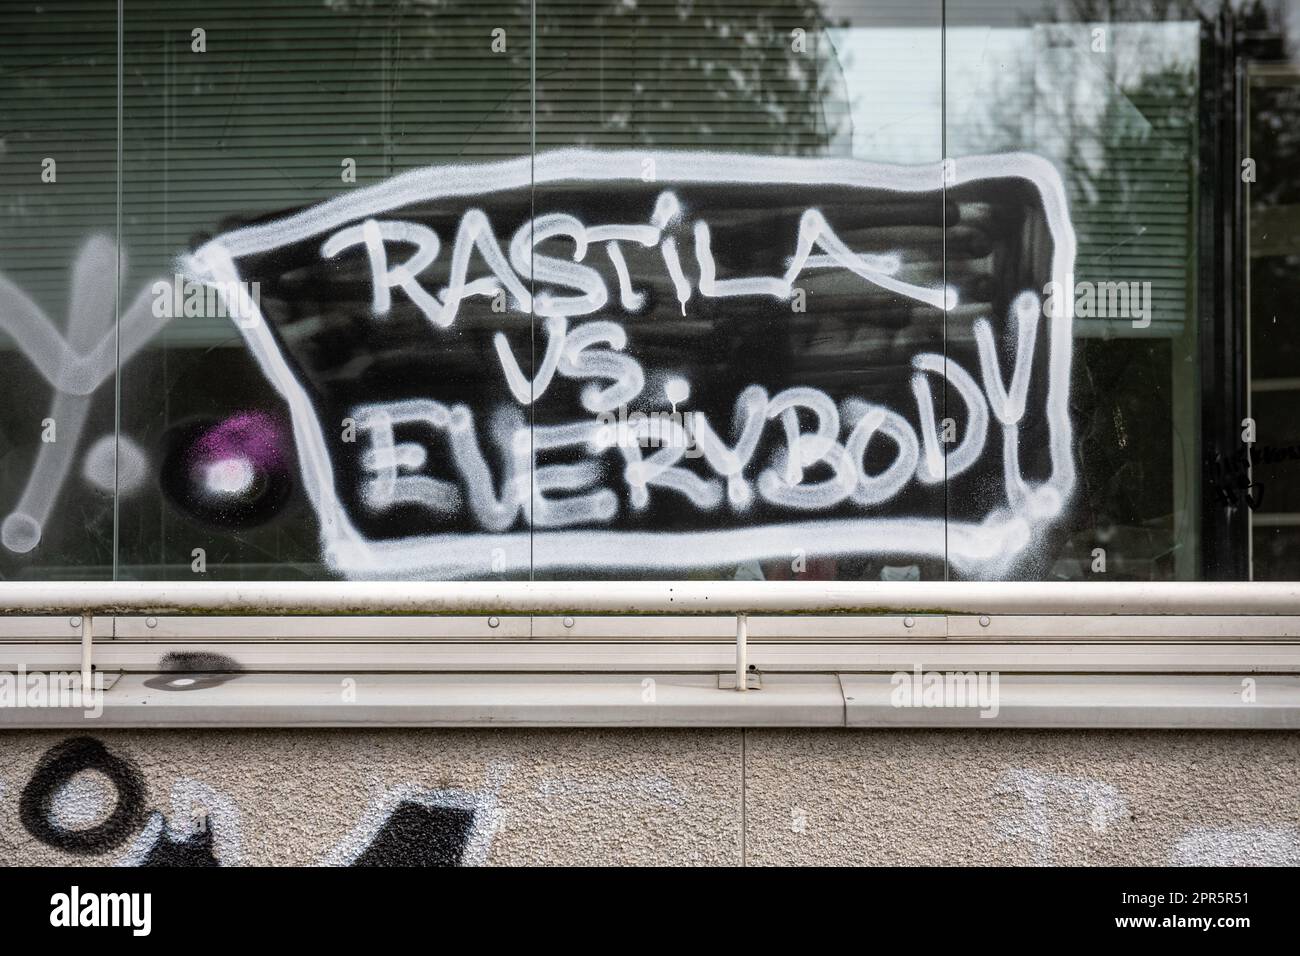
[
  {"left": 1032, "top": 23, "right": 1198, "bottom": 334},
  {"left": 536, "top": 0, "right": 845, "bottom": 152},
  {"left": 3, "top": 4, "right": 1199, "bottom": 347},
  {"left": 121, "top": 0, "right": 532, "bottom": 347},
  {"left": 0, "top": 3, "right": 118, "bottom": 334},
  {"left": 120, "top": 0, "right": 854, "bottom": 345}
]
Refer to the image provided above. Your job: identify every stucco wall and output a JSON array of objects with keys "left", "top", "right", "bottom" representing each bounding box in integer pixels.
[{"left": 2, "top": 729, "right": 1297, "bottom": 866}]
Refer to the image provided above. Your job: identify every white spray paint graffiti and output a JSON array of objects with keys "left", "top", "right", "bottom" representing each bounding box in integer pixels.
[
  {"left": 83, "top": 433, "right": 148, "bottom": 496},
  {"left": 180, "top": 150, "right": 1077, "bottom": 579},
  {"left": 994, "top": 768, "right": 1129, "bottom": 864},
  {"left": 116, "top": 777, "right": 243, "bottom": 867},
  {"left": 1170, "top": 825, "right": 1300, "bottom": 866},
  {"left": 534, "top": 772, "right": 688, "bottom": 810},
  {"left": 0, "top": 236, "right": 170, "bottom": 553}
]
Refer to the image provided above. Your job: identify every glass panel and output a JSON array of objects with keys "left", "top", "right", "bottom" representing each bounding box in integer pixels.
[
  {"left": 0, "top": 4, "right": 118, "bottom": 580},
  {"left": 531, "top": 0, "right": 945, "bottom": 582},
  {"left": 3, "top": 1, "right": 1297, "bottom": 586},
  {"left": 1245, "top": 3, "right": 1300, "bottom": 580},
  {"left": 947, "top": 1, "right": 1202, "bottom": 580},
  {"left": 117, "top": 0, "right": 532, "bottom": 580}
]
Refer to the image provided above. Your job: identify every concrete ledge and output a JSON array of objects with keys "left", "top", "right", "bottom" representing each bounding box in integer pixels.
[
  {"left": 2, "top": 672, "right": 1300, "bottom": 728},
  {"left": 0, "top": 674, "right": 844, "bottom": 728},
  {"left": 841, "top": 674, "right": 1300, "bottom": 728}
]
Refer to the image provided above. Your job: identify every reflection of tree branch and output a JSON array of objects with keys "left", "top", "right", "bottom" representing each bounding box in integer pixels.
[
  {"left": 967, "top": 3, "right": 1198, "bottom": 217},
  {"left": 536, "top": 0, "right": 847, "bottom": 153},
  {"left": 1021, "top": 0, "right": 1207, "bottom": 27}
]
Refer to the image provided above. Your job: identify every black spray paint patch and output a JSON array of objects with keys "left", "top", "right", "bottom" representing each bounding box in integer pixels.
[
  {"left": 159, "top": 413, "right": 294, "bottom": 529},
  {"left": 19, "top": 737, "right": 148, "bottom": 855},
  {"left": 322, "top": 779, "right": 504, "bottom": 866},
  {"left": 351, "top": 801, "right": 476, "bottom": 867},
  {"left": 143, "top": 651, "right": 245, "bottom": 692},
  {"left": 187, "top": 150, "right": 1078, "bottom": 580},
  {"left": 139, "top": 816, "right": 219, "bottom": 868},
  {"left": 135, "top": 813, "right": 221, "bottom": 867}
]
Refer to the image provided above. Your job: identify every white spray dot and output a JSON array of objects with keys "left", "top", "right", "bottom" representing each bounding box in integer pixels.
[
  {"left": 204, "top": 457, "right": 255, "bottom": 497},
  {"left": 82, "top": 433, "right": 148, "bottom": 495},
  {"left": 664, "top": 377, "right": 690, "bottom": 411},
  {"left": 1, "top": 512, "right": 41, "bottom": 553}
]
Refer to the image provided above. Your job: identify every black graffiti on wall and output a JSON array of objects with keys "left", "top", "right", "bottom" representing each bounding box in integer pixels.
[
  {"left": 351, "top": 801, "right": 477, "bottom": 867},
  {"left": 141, "top": 827, "right": 220, "bottom": 866},
  {"left": 18, "top": 736, "right": 148, "bottom": 854},
  {"left": 18, "top": 736, "right": 227, "bottom": 865},
  {"left": 131, "top": 813, "right": 222, "bottom": 867},
  {"left": 322, "top": 782, "right": 503, "bottom": 866},
  {"left": 14, "top": 736, "right": 501, "bottom": 866}
]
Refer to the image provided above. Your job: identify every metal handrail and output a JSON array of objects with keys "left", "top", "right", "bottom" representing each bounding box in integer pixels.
[
  {"left": 2, "top": 580, "right": 1297, "bottom": 697},
  {"left": 0, "top": 580, "right": 1297, "bottom": 617}
]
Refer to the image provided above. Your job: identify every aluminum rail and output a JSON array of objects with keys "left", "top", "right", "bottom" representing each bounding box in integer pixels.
[{"left": 0, "top": 580, "right": 1297, "bottom": 617}]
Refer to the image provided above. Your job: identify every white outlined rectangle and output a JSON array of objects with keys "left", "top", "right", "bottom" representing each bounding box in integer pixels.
[{"left": 189, "top": 150, "right": 1077, "bottom": 580}]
